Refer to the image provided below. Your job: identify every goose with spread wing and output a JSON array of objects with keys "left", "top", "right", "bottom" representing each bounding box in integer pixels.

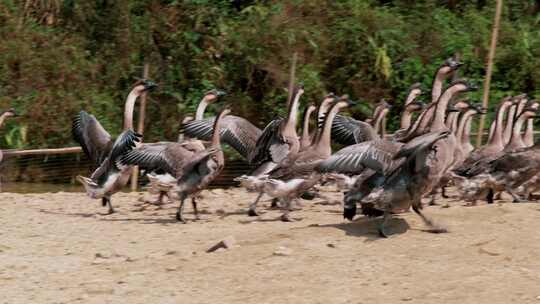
[{"left": 73, "top": 79, "right": 157, "bottom": 214}]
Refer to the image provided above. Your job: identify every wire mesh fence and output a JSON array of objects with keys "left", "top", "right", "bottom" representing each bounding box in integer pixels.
[{"left": 0, "top": 148, "right": 254, "bottom": 193}]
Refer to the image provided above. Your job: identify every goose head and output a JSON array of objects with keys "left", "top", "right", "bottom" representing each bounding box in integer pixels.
[
  {"left": 182, "top": 115, "right": 194, "bottom": 124},
  {"left": 440, "top": 58, "right": 464, "bottom": 75},
  {"left": 407, "top": 82, "right": 424, "bottom": 103},
  {"left": 470, "top": 103, "right": 487, "bottom": 115},
  {"left": 131, "top": 79, "right": 158, "bottom": 96},
  {"left": 448, "top": 79, "right": 478, "bottom": 93},
  {"left": 203, "top": 89, "right": 227, "bottom": 104},
  {"left": 405, "top": 100, "right": 426, "bottom": 112},
  {"left": 1, "top": 108, "right": 18, "bottom": 118}
]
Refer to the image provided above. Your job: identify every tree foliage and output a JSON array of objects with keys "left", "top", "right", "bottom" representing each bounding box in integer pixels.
[{"left": 0, "top": 0, "right": 538, "bottom": 149}]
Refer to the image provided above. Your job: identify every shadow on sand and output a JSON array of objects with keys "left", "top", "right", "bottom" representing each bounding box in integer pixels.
[{"left": 310, "top": 217, "right": 410, "bottom": 241}]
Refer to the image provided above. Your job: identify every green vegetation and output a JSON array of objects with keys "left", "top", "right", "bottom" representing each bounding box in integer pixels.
[{"left": 0, "top": 0, "right": 538, "bottom": 149}]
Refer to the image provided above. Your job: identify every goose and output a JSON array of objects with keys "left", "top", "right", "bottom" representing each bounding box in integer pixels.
[
  {"left": 73, "top": 79, "right": 157, "bottom": 214},
  {"left": 0, "top": 109, "right": 18, "bottom": 164},
  {"left": 400, "top": 58, "right": 463, "bottom": 141},
  {"left": 454, "top": 97, "right": 515, "bottom": 176},
  {"left": 146, "top": 90, "right": 227, "bottom": 205},
  {"left": 121, "top": 107, "right": 230, "bottom": 222},
  {"left": 252, "top": 98, "right": 354, "bottom": 221},
  {"left": 242, "top": 92, "right": 338, "bottom": 216},
  {"left": 320, "top": 80, "right": 475, "bottom": 211},
  {"left": 180, "top": 91, "right": 262, "bottom": 162},
  {"left": 504, "top": 95, "right": 528, "bottom": 145},
  {"left": 351, "top": 130, "right": 452, "bottom": 237},
  {"left": 436, "top": 102, "right": 487, "bottom": 198},
  {"left": 407, "top": 81, "right": 477, "bottom": 204},
  {"left": 504, "top": 101, "right": 539, "bottom": 152},
  {"left": 453, "top": 105, "right": 540, "bottom": 204}
]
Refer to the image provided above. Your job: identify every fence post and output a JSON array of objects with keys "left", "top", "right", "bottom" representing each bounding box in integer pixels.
[
  {"left": 476, "top": 0, "right": 503, "bottom": 147},
  {"left": 131, "top": 63, "right": 150, "bottom": 191}
]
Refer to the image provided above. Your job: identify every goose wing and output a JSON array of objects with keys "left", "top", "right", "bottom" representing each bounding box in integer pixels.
[
  {"left": 249, "top": 118, "right": 289, "bottom": 165},
  {"left": 318, "top": 140, "right": 403, "bottom": 174},
  {"left": 120, "top": 142, "right": 194, "bottom": 177},
  {"left": 331, "top": 114, "right": 378, "bottom": 145},
  {"left": 268, "top": 150, "right": 324, "bottom": 180},
  {"left": 72, "top": 111, "right": 113, "bottom": 166},
  {"left": 90, "top": 129, "right": 142, "bottom": 184},
  {"left": 181, "top": 115, "right": 261, "bottom": 160}
]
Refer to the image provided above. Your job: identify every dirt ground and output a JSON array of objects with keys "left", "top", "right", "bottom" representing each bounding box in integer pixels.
[{"left": 1, "top": 186, "right": 540, "bottom": 304}]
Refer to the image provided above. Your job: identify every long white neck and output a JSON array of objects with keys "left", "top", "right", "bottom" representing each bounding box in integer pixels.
[
  {"left": 195, "top": 97, "right": 209, "bottom": 120},
  {"left": 503, "top": 105, "right": 516, "bottom": 145},
  {"left": 507, "top": 113, "right": 528, "bottom": 149},
  {"left": 431, "top": 69, "right": 448, "bottom": 103},
  {"left": 283, "top": 91, "right": 302, "bottom": 135},
  {"left": 524, "top": 118, "right": 535, "bottom": 146},
  {"left": 315, "top": 104, "right": 344, "bottom": 156},
  {"left": 457, "top": 110, "right": 476, "bottom": 145},
  {"left": 400, "top": 108, "right": 414, "bottom": 130},
  {"left": 123, "top": 89, "right": 142, "bottom": 130},
  {"left": 0, "top": 114, "right": 7, "bottom": 129},
  {"left": 431, "top": 87, "right": 458, "bottom": 131},
  {"left": 488, "top": 102, "right": 510, "bottom": 148}
]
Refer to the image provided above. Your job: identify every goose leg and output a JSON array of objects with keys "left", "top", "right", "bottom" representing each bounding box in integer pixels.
[
  {"left": 377, "top": 211, "right": 391, "bottom": 238},
  {"left": 192, "top": 197, "right": 200, "bottom": 220},
  {"left": 280, "top": 199, "right": 293, "bottom": 222},
  {"left": 102, "top": 197, "right": 114, "bottom": 214},
  {"left": 441, "top": 186, "right": 450, "bottom": 199},
  {"left": 248, "top": 192, "right": 263, "bottom": 216},
  {"left": 486, "top": 189, "right": 494, "bottom": 204},
  {"left": 154, "top": 192, "right": 167, "bottom": 205},
  {"left": 507, "top": 186, "right": 527, "bottom": 203},
  {"left": 270, "top": 198, "right": 279, "bottom": 208},
  {"left": 176, "top": 194, "right": 187, "bottom": 223},
  {"left": 412, "top": 204, "right": 447, "bottom": 234}
]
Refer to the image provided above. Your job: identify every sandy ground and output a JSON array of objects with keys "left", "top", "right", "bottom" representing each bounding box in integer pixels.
[{"left": 1, "top": 187, "right": 540, "bottom": 304}]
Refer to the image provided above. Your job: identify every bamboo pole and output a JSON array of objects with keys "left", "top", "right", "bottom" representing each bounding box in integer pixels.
[
  {"left": 130, "top": 63, "right": 150, "bottom": 191},
  {"left": 3, "top": 147, "right": 82, "bottom": 157},
  {"left": 286, "top": 52, "right": 298, "bottom": 107},
  {"left": 476, "top": 0, "right": 503, "bottom": 146}
]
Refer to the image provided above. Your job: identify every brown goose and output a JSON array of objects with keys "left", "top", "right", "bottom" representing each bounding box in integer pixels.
[
  {"left": 400, "top": 58, "right": 463, "bottom": 141},
  {"left": 254, "top": 98, "right": 354, "bottom": 221},
  {"left": 73, "top": 80, "right": 157, "bottom": 214},
  {"left": 355, "top": 130, "right": 452, "bottom": 237},
  {"left": 146, "top": 90, "right": 226, "bottom": 205},
  {"left": 121, "top": 107, "right": 230, "bottom": 222},
  {"left": 0, "top": 109, "right": 18, "bottom": 164},
  {"left": 181, "top": 91, "right": 262, "bottom": 162},
  {"left": 453, "top": 105, "right": 540, "bottom": 204},
  {"left": 504, "top": 101, "right": 539, "bottom": 152},
  {"left": 405, "top": 81, "right": 477, "bottom": 205},
  {"left": 241, "top": 92, "right": 338, "bottom": 216},
  {"left": 503, "top": 95, "right": 528, "bottom": 145},
  {"left": 454, "top": 97, "right": 515, "bottom": 176}
]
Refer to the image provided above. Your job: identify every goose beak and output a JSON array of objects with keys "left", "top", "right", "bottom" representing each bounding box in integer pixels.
[
  {"left": 216, "top": 90, "right": 227, "bottom": 97},
  {"left": 466, "top": 82, "right": 478, "bottom": 91},
  {"left": 346, "top": 99, "right": 358, "bottom": 106},
  {"left": 143, "top": 80, "right": 158, "bottom": 91}
]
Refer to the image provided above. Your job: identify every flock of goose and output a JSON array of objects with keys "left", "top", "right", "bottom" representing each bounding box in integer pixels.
[{"left": 1, "top": 58, "right": 539, "bottom": 238}]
